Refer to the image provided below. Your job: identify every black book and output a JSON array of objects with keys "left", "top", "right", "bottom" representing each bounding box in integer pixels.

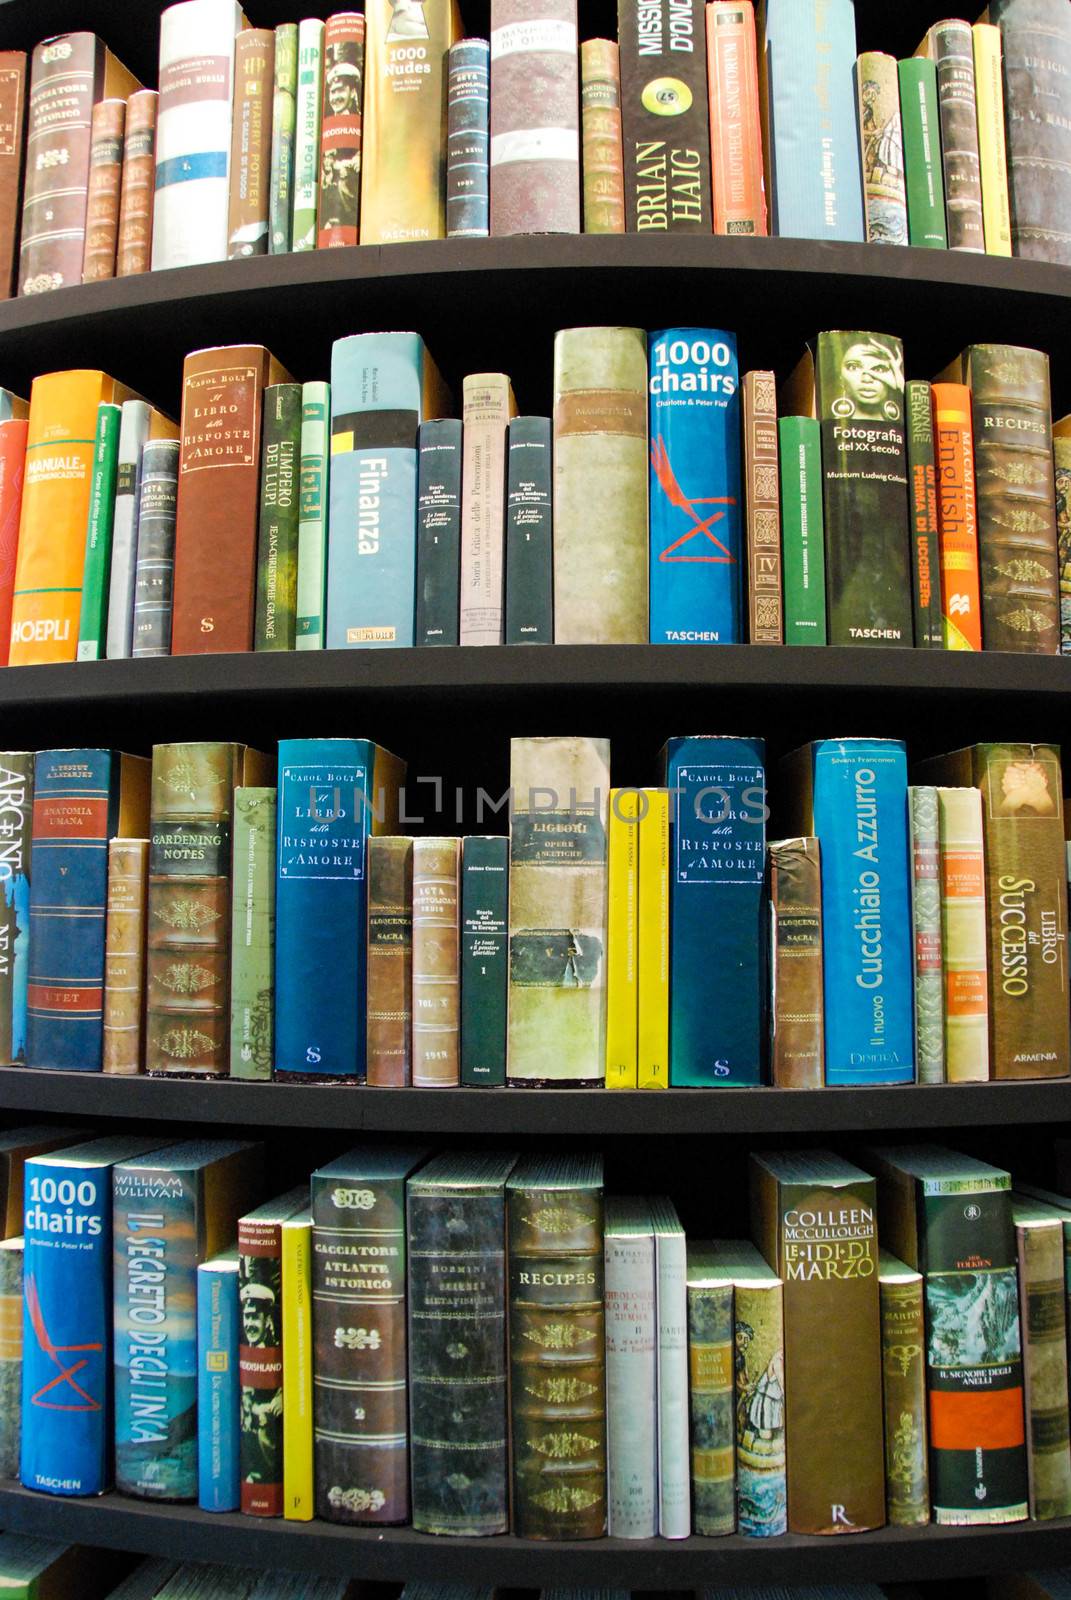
[
  {"left": 504, "top": 415, "right": 552, "bottom": 645},
  {"left": 460, "top": 834, "right": 508, "bottom": 1086},
  {"left": 415, "top": 417, "right": 463, "bottom": 647}
]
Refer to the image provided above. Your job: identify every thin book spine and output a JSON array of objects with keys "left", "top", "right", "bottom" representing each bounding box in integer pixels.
[
  {"left": 230, "top": 787, "right": 276, "bottom": 1083},
  {"left": 932, "top": 382, "right": 982, "bottom": 650},
  {"left": 459, "top": 373, "right": 516, "bottom": 646},
  {"left": 973, "top": 23, "right": 1012, "bottom": 258},
  {"left": 743, "top": 370, "right": 782, "bottom": 643},
  {"left": 76, "top": 402, "right": 122, "bottom": 662},
  {"left": 0, "top": 753, "right": 32, "bottom": 1067},
  {"left": 777, "top": 415, "right": 826, "bottom": 645},
  {"left": 115, "top": 90, "right": 158, "bottom": 278},
  {"left": 459, "top": 835, "right": 508, "bottom": 1087},
  {"left": 857, "top": 52, "right": 908, "bottom": 245},
  {"left": 282, "top": 1212, "right": 314, "bottom": 1521},
  {"left": 239, "top": 1209, "right": 291, "bottom": 1516},
  {"left": 269, "top": 25, "right": 298, "bottom": 255},
  {"left": 707, "top": 2, "right": 767, "bottom": 237},
  {"left": 102, "top": 838, "right": 149, "bottom": 1076},
  {"left": 768, "top": 836, "right": 824, "bottom": 1089},
  {"left": 446, "top": 39, "right": 489, "bottom": 238},
  {"left": 81, "top": 98, "right": 126, "bottom": 282},
  {"left": 908, "top": 786, "right": 945, "bottom": 1085},
  {"left": 1056, "top": 420, "right": 1071, "bottom": 654},
  {"left": 637, "top": 790, "right": 669, "bottom": 1091},
  {"left": 197, "top": 1255, "right": 240, "bottom": 1512},
  {"left": 905, "top": 380, "right": 943, "bottom": 648},
  {"left": 366, "top": 836, "right": 413, "bottom": 1088},
  {"left": 411, "top": 837, "right": 460, "bottom": 1087},
  {"left": 227, "top": 29, "right": 275, "bottom": 259},
  {"left": 0, "top": 55, "right": 26, "bottom": 300},
  {"left": 604, "top": 1201, "right": 656, "bottom": 1538},
  {"left": 415, "top": 417, "right": 463, "bottom": 647},
  {"left": 605, "top": 789, "right": 639, "bottom": 1091},
  {"left": 897, "top": 57, "right": 947, "bottom": 249},
  {"left": 255, "top": 383, "right": 302, "bottom": 652},
  {"left": 504, "top": 415, "right": 553, "bottom": 645},
  {"left": 295, "top": 381, "right": 330, "bottom": 650},
  {"left": 316, "top": 13, "right": 365, "bottom": 249},
  {"left": 879, "top": 1256, "right": 930, "bottom": 1526},
  {"left": 655, "top": 1211, "right": 690, "bottom": 1538},
  {"left": 0, "top": 416, "right": 27, "bottom": 667},
  {"left": 580, "top": 38, "right": 625, "bottom": 235},
  {"left": 1016, "top": 1216, "right": 1071, "bottom": 1520},
  {"left": 686, "top": 1272, "right": 734, "bottom": 1535},
  {"left": 732, "top": 1265, "right": 787, "bottom": 1536},
  {"left": 937, "top": 785, "right": 989, "bottom": 1083},
  {"left": 930, "top": 20, "right": 985, "bottom": 252},
  {"left": 292, "top": 20, "right": 324, "bottom": 252},
  {"left": 105, "top": 400, "right": 152, "bottom": 661},
  {"left": 130, "top": 438, "right": 180, "bottom": 658}
]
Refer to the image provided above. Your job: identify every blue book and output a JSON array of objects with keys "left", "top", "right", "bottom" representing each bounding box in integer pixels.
[
  {"left": 662, "top": 736, "right": 766, "bottom": 1085},
  {"left": 648, "top": 330, "right": 742, "bottom": 645},
  {"left": 759, "top": 0, "right": 864, "bottom": 241},
  {"left": 446, "top": 38, "right": 490, "bottom": 238},
  {"left": 275, "top": 739, "right": 404, "bottom": 1080},
  {"left": 196, "top": 1247, "right": 240, "bottom": 1513},
  {"left": 113, "top": 1140, "right": 262, "bottom": 1502},
  {"left": 326, "top": 333, "right": 448, "bottom": 651},
  {"left": 783, "top": 738, "right": 914, "bottom": 1085},
  {"left": 20, "top": 1136, "right": 164, "bottom": 1497},
  {"left": 27, "top": 749, "right": 149, "bottom": 1073},
  {"left": 0, "top": 753, "right": 33, "bottom": 1067}
]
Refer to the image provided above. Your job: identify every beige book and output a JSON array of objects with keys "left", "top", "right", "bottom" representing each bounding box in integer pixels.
[
  {"left": 936, "top": 786, "right": 989, "bottom": 1082},
  {"left": 102, "top": 839, "right": 149, "bottom": 1075},
  {"left": 459, "top": 372, "right": 518, "bottom": 646},
  {"left": 1013, "top": 1195, "right": 1071, "bottom": 1521},
  {"left": 412, "top": 836, "right": 460, "bottom": 1086}
]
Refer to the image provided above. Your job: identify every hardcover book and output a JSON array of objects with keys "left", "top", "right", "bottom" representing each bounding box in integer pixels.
[
  {"left": 936, "top": 785, "right": 989, "bottom": 1083},
  {"left": 0, "top": 1236, "right": 22, "bottom": 1478},
  {"left": 618, "top": 0, "right": 711, "bottom": 232},
  {"left": 254, "top": 383, "right": 302, "bottom": 653},
  {"left": 707, "top": 2, "right": 767, "bottom": 236},
  {"left": 196, "top": 1247, "right": 240, "bottom": 1512},
  {"left": 897, "top": 57, "right": 947, "bottom": 249},
  {"left": 459, "top": 372, "right": 517, "bottom": 646},
  {"left": 412, "top": 837, "right": 461, "bottom": 1087},
  {"left": 281, "top": 1208, "right": 314, "bottom": 1521},
  {"left": 116, "top": 89, "right": 158, "bottom": 277},
  {"left": 230, "top": 787, "right": 275, "bottom": 1083},
  {"left": 459, "top": 835, "right": 508, "bottom": 1086},
  {"left": 932, "top": 381, "right": 982, "bottom": 649},
  {"left": 652, "top": 1195, "right": 690, "bottom": 1538},
  {"left": 415, "top": 417, "right": 463, "bottom": 647},
  {"left": 102, "top": 838, "right": 149, "bottom": 1076},
  {"left": 778, "top": 416, "right": 825, "bottom": 645},
  {"left": 637, "top": 789, "right": 669, "bottom": 1091},
  {"left": 366, "top": 835, "right": 413, "bottom": 1088},
  {"left": 925, "top": 19, "right": 985, "bottom": 252},
  {"left": 0, "top": 753, "right": 32, "bottom": 1067},
  {"left": 605, "top": 789, "right": 639, "bottom": 1091},
  {"left": 0, "top": 55, "right": 25, "bottom": 299},
  {"left": 1058, "top": 416, "right": 1071, "bottom": 653},
  {"left": 504, "top": 415, "right": 553, "bottom": 645},
  {"left": 857, "top": 52, "right": 907, "bottom": 245},
  {"left": 269, "top": 25, "right": 298, "bottom": 254},
  {"left": 604, "top": 1196, "right": 656, "bottom": 1538},
  {"left": 489, "top": 0, "right": 580, "bottom": 236},
  {"left": 991, "top": 0, "right": 1071, "bottom": 264},
  {"left": 768, "top": 836, "right": 823, "bottom": 1089},
  {"left": 973, "top": 23, "right": 1012, "bottom": 257},
  {"left": 682, "top": 1243, "right": 734, "bottom": 1536},
  {"left": 295, "top": 380, "right": 330, "bottom": 650},
  {"left": 580, "top": 39, "right": 625, "bottom": 234},
  {"left": 742, "top": 370, "right": 782, "bottom": 642},
  {"left": 108, "top": 402, "right": 179, "bottom": 661},
  {"left": 316, "top": 13, "right": 365, "bottom": 249},
  {"left": 905, "top": 379, "right": 943, "bottom": 648},
  {"left": 0, "top": 415, "right": 28, "bottom": 666},
  {"left": 76, "top": 402, "right": 121, "bottom": 662},
  {"left": 908, "top": 786, "right": 945, "bottom": 1085},
  {"left": 292, "top": 19, "right": 324, "bottom": 251},
  {"left": 447, "top": 39, "right": 490, "bottom": 238},
  {"left": 878, "top": 1250, "right": 930, "bottom": 1527},
  {"left": 1011, "top": 1196, "right": 1071, "bottom": 1520},
  {"left": 238, "top": 1186, "right": 309, "bottom": 1517},
  {"left": 81, "top": 98, "right": 126, "bottom": 282},
  {"left": 130, "top": 438, "right": 181, "bottom": 658}
]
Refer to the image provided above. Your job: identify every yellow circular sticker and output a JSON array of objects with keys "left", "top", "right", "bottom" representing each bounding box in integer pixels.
[{"left": 641, "top": 77, "right": 692, "bottom": 116}]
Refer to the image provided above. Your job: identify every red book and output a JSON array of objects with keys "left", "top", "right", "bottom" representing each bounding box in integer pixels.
[
  {"left": 707, "top": 1, "right": 767, "bottom": 236},
  {"left": 0, "top": 417, "right": 26, "bottom": 664},
  {"left": 0, "top": 54, "right": 26, "bottom": 299},
  {"left": 932, "top": 381, "right": 982, "bottom": 650},
  {"left": 238, "top": 1187, "right": 307, "bottom": 1517},
  {"left": 316, "top": 13, "right": 365, "bottom": 248},
  {"left": 81, "top": 97, "right": 126, "bottom": 282}
]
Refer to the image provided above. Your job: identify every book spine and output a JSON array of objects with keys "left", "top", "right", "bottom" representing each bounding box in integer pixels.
[
  {"left": 255, "top": 383, "right": 302, "bottom": 652},
  {"left": 366, "top": 835, "right": 413, "bottom": 1088},
  {"left": 282, "top": 1218, "right": 313, "bottom": 1520},
  {"left": 295, "top": 381, "right": 330, "bottom": 650},
  {"left": 316, "top": 13, "right": 365, "bottom": 249},
  {"left": 0, "top": 55, "right": 26, "bottom": 299},
  {"left": 115, "top": 90, "right": 158, "bottom": 277},
  {"left": 130, "top": 438, "right": 180, "bottom": 658},
  {"left": 605, "top": 1221, "right": 656, "bottom": 1537},
  {"left": 605, "top": 789, "right": 639, "bottom": 1090},
  {"left": 897, "top": 57, "right": 947, "bottom": 249},
  {"left": 230, "top": 787, "right": 275, "bottom": 1083},
  {"left": 768, "top": 836, "right": 824, "bottom": 1089},
  {"left": 553, "top": 326, "right": 648, "bottom": 643},
  {"left": 81, "top": 98, "right": 126, "bottom": 282},
  {"left": 648, "top": 329, "right": 742, "bottom": 645},
  {"left": 459, "top": 835, "right": 508, "bottom": 1086},
  {"left": 19, "top": 32, "right": 101, "bottom": 295},
  {"left": 103, "top": 838, "right": 148, "bottom": 1075},
  {"left": 291, "top": 19, "right": 324, "bottom": 251},
  {"left": 707, "top": 3, "right": 766, "bottom": 236},
  {"left": 0, "top": 1242, "right": 21, "bottom": 1477},
  {"left": 742, "top": 370, "right": 782, "bottom": 643},
  {"left": 269, "top": 25, "right": 298, "bottom": 254},
  {"left": 908, "top": 786, "right": 945, "bottom": 1085},
  {"left": 733, "top": 1276, "right": 787, "bottom": 1536},
  {"left": 77, "top": 403, "right": 122, "bottom": 662},
  {"left": 509, "top": 1178, "right": 606, "bottom": 1538},
  {"left": 931, "top": 20, "right": 985, "bottom": 253},
  {"left": 618, "top": 0, "right": 712, "bottom": 232},
  {"left": 106, "top": 400, "right": 151, "bottom": 660},
  {"left": 412, "top": 837, "right": 460, "bottom": 1087},
  {"left": 580, "top": 38, "right": 625, "bottom": 234},
  {"left": 937, "top": 786, "right": 989, "bottom": 1084},
  {"left": 415, "top": 417, "right": 463, "bottom": 647},
  {"left": 777, "top": 415, "right": 826, "bottom": 645},
  {"left": 0, "top": 416, "right": 27, "bottom": 666},
  {"left": 489, "top": 1, "right": 580, "bottom": 236},
  {"left": 905, "top": 381, "right": 943, "bottom": 648},
  {"left": 239, "top": 1215, "right": 285, "bottom": 1516},
  {"left": 656, "top": 1223, "right": 690, "bottom": 1537},
  {"left": 879, "top": 1272, "right": 929, "bottom": 1526},
  {"left": 504, "top": 415, "right": 553, "bottom": 644},
  {"left": 991, "top": 0, "right": 1071, "bottom": 264},
  {"left": 637, "top": 790, "right": 669, "bottom": 1091},
  {"left": 1059, "top": 431, "right": 1071, "bottom": 654},
  {"left": 152, "top": 0, "right": 238, "bottom": 271},
  {"left": 227, "top": 29, "right": 274, "bottom": 259},
  {"left": 459, "top": 373, "right": 514, "bottom": 646},
  {"left": 973, "top": 24, "right": 1012, "bottom": 257},
  {"left": 312, "top": 1167, "right": 411, "bottom": 1522},
  {"left": 857, "top": 52, "right": 907, "bottom": 245},
  {"left": 447, "top": 39, "right": 490, "bottom": 238},
  {"left": 687, "top": 1279, "right": 734, "bottom": 1536},
  {"left": 1018, "top": 1221, "right": 1071, "bottom": 1520},
  {"left": 197, "top": 1262, "right": 240, "bottom": 1512},
  {"left": 408, "top": 1179, "right": 509, "bottom": 1534},
  {"left": 932, "top": 382, "right": 982, "bottom": 650},
  {"left": 0, "top": 754, "right": 32, "bottom": 1067}
]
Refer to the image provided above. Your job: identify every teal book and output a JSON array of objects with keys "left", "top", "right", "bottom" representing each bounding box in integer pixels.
[
  {"left": 230, "top": 787, "right": 275, "bottom": 1083},
  {"left": 898, "top": 57, "right": 948, "bottom": 249},
  {"left": 460, "top": 835, "right": 508, "bottom": 1086},
  {"left": 295, "top": 381, "right": 330, "bottom": 651},
  {"left": 0, "top": 753, "right": 33, "bottom": 1068},
  {"left": 113, "top": 1140, "right": 263, "bottom": 1501},
  {"left": 255, "top": 383, "right": 302, "bottom": 653},
  {"left": 415, "top": 418, "right": 462, "bottom": 647},
  {"left": 269, "top": 24, "right": 298, "bottom": 255},
  {"left": 504, "top": 416, "right": 553, "bottom": 645},
  {"left": 75, "top": 402, "right": 122, "bottom": 662},
  {"left": 778, "top": 415, "right": 826, "bottom": 645}
]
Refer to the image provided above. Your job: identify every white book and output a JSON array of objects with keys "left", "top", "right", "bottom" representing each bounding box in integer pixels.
[
  {"left": 291, "top": 18, "right": 324, "bottom": 252},
  {"left": 604, "top": 1194, "right": 657, "bottom": 1539},
  {"left": 152, "top": 0, "right": 243, "bottom": 271},
  {"left": 459, "top": 372, "right": 515, "bottom": 646},
  {"left": 105, "top": 400, "right": 152, "bottom": 659},
  {"left": 651, "top": 1193, "right": 691, "bottom": 1538}
]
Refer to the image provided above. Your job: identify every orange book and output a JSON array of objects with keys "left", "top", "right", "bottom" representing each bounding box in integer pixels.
[
  {"left": 0, "top": 417, "right": 26, "bottom": 666},
  {"left": 932, "top": 381, "right": 982, "bottom": 651},
  {"left": 707, "top": 1, "right": 767, "bottom": 237}
]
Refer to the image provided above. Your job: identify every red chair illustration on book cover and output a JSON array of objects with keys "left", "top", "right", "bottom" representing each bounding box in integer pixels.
[
  {"left": 25, "top": 1274, "right": 102, "bottom": 1410},
  {"left": 650, "top": 436, "right": 737, "bottom": 561}
]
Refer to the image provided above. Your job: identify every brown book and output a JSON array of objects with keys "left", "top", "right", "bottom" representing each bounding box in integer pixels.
[
  {"left": 366, "top": 835, "right": 413, "bottom": 1087},
  {"left": 768, "top": 836, "right": 823, "bottom": 1088},
  {"left": 412, "top": 836, "right": 460, "bottom": 1087},
  {"left": 489, "top": 0, "right": 581, "bottom": 237},
  {"left": 172, "top": 344, "right": 293, "bottom": 656},
  {"left": 228, "top": 29, "right": 275, "bottom": 259},
  {"left": 115, "top": 88, "right": 157, "bottom": 277},
  {"left": 81, "top": 97, "right": 126, "bottom": 282},
  {"left": 102, "top": 837, "right": 149, "bottom": 1075},
  {"left": 579, "top": 39, "right": 624, "bottom": 234},
  {"left": 0, "top": 54, "right": 26, "bottom": 299},
  {"left": 916, "top": 741, "right": 1070, "bottom": 1080},
  {"left": 743, "top": 369, "right": 783, "bottom": 642}
]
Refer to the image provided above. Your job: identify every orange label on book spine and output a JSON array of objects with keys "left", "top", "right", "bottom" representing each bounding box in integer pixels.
[{"left": 933, "top": 382, "right": 982, "bottom": 650}]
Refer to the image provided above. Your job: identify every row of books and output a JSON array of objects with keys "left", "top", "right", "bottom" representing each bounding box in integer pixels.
[
  {"left": 3, "top": 323, "right": 1070, "bottom": 671},
  {"left": 0, "top": 1537, "right": 360, "bottom": 1598},
  {"left": 5, "top": 0, "right": 1071, "bottom": 304}
]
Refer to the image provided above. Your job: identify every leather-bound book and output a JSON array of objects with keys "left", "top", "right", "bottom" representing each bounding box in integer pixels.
[
  {"left": 878, "top": 1250, "right": 930, "bottom": 1526},
  {"left": 0, "top": 54, "right": 26, "bottom": 299},
  {"left": 102, "top": 838, "right": 149, "bottom": 1075},
  {"left": 990, "top": 0, "right": 1071, "bottom": 265},
  {"left": 228, "top": 29, "right": 275, "bottom": 258},
  {"left": 489, "top": 0, "right": 580, "bottom": 236},
  {"left": 922, "top": 19, "right": 985, "bottom": 252},
  {"left": 366, "top": 836, "right": 413, "bottom": 1087},
  {"left": 81, "top": 97, "right": 125, "bottom": 281},
  {"left": 115, "top": 89, "right": 157, "bottom": 277},
  {"left": 412, "top": 836, "right": 460, "bottom": 1087},
  {"left": 579, "top": 39, "right": 625, "bottom": 234},
  {"left": 743, "top": 369, "right": 783, "bottom": 642},
  {"left": 768, "top": 836, "right": 823, "bottom": 1088}
]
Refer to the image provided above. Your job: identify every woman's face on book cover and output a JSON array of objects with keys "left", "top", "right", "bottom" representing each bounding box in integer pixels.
[{"left": 840, "top": 343, "right": 900, "bottom": 418}]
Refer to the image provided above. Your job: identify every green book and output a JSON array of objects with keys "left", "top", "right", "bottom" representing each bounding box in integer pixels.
[
  {"left": 460, "top": 835, "right": 508, "bottom": 1086},
  {"left": 269, "top": 23, "right": 298, "bottom": 256},
  {"left": 684, "top": 1243, "right": 735, "bottom": 1537},
  {"left": 229, "top": 786, "right": 276, "bottom": 1082},
  {"left": 907, "top": 785, "right": 945, "bottom": 1085},
  {"left": 75, "top": 401, "right": 122, "bottom": 661},
  {"left": 898, "top": 57, "right": 948, "bottom": 249},
  {"left": 905, "top": 380, "right": 944, "bottom": 648},
  {"left": 295, "top": 380, "right": 330, "bottom": 650},
  {"left": 255, "top": 383, "right": 302, "bottom": 651},
  {"left": 291, "top": 18, "right": 323, "bottom": 253},
  {"left": 778, "top": 415, "right": 826, "bottom": 645}
]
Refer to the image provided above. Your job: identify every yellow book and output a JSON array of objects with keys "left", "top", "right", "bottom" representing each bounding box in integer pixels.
[
  {"left": 281, "top": 1207, "right": 314, "bottom": 1521},
  {"left": 972, "top": 22, "right": 1012, "bottom": 257},
  {"left": 605, "top": 787, "right": 638, "bottom": 1088},
  {"left": 637, "top": 787, "right": 669, "bottom": 1091}
]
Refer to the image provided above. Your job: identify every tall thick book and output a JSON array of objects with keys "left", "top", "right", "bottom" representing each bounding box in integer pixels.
[
  {"left": 662, "top": 736, "right": 765, "bottom": 1086},
  {"left": 768, "top": 836, "right": 823, "bottom": 1089},
  {"left": 908, "top": 786, "right": 945, "bottom": 1085},
  {"left": 579, "top": 38, "right": 625, "bottom": 234},
  {"left": 553, "top": 327, "right": 647, "bottom": 643},
  {"left": 682, "top": 1244, "right": 734, "bottom": 1537},
  {"left": 20, "top": 1135, "right": 164, "bottom": 1496},
  {"left": 756, "top": 0, "right": 863, "bottom": 241},
  {"left": 230, "top": 787, "right": 275, "bottom": 1083},
  {"left": 113, "top": 1139, "right": 263, "bottom": 1501},
  {"left": 81, "top": 98, "right": 126, "bottom": 282},
  {"left": 291, "top": 19, "right": 324, "bottom": 251},
  {"left": 0, "top": 754, "right": 33, "bottom": 1067},
  {"left": 0, "top": 1236, "right": 22, "bottom": 1478},
  {"left": 637, "top": 789, "right": 669, "bottom": 1091},
  {"left": 269, "top": 25, "right": 298, "bottom": 254},
  {"left": 447, "top": 39, "right": 490, "bottom": 238},
  {"left": 172, "top": 344, "right": 292, "bottom": 656},
  {"left": 107, "top": 402, "right": 178, "bottom": 661},
  {"left": 316, "top": 13, "right": 365, "bottom": 249},
  {"left": 459, "top": 372, "right": 517, "bottom": 646},
  {"left": 707, "top": 3, "right": 766, "bottom": 236},
  {"left": 906, "top": 380, "right": 943, "bottom": 648},
  {"left": 412, "top": 837, "right": 461, "bottom": 1087},
  {"left": 311, "top": 1146, "right": 427, "bottom": 1523},
  {"left": 281, "top": 1208, "right": 313, "bottom": 1521},
  {"left": 605, "top": 790, "right": 639, "bottom": 1091},
  {"left": 407, "top": 1152, "right": 515, "bottom": 1535},
  {"left": 878, "top": 1250, "right": 930, "bottom": 1527},
  {"left": 750, "top": 1149, "right": 885, "bottom": 1534},
  {"left": 932, "top": 381, "right": 982, "bottom": 650},
  {"left": 366, "top": 835, "right": 413, "bottom": 1088},
  {"left": 295, "top": 380, "right": 330, "bottom": 650},
  {"left": 228, "top": 29, "right": 274, "bottom": 258},
  {"left": 76, "top": 402, "right": 122, "bottom": 662},
  {"left": 857, "top": 52, "right": 908, "bottom": 245},
  {"left": 652, "top": 1195, "right": 689, "bottom": 1538},
  {"left": 146, "top": 743, "right": 270, "bottom": 1078},
  {"left": 742, "top": 370, "right": 782, "bottom": 642},
  {"left": 415, "top": 418, "right": 463, "bottom": 647},
  {"left": 239, "top": 1185, "right": 308, "bottom": 1516},
  {"left": 936, "top": 785, "right": 989, "bottom": 1083},
  {"left": 504, "top": 416, "right": 553, "bottom": 645},
  {"left": 778, "top": 416, "right": 826, "bottom": 645},
  {"left": 275, "top": 738, "right": 404, "bottom": 1080},
  {"left": 152, "top": 0, "right": 243, "bottom": 271},
  {"left": 328, "top": 332, "right": 450, "bottom": 649},
  {"left": 869, "top": 1144, "right": 1027, "bottom": 1525},
  {"left": 648, "top": 329, "right": 741, "bottom": 645},
  {"left": 618, "top": 0, "right": 711, "bottom": 232},
  {"left": 916, "top": 742, "right": 1070, "bottom": 1081},
  {"left": 897, "top": 57, "right": 947, "bottom": 249},
  {"left": 489, "top": 0, "right": 580, "bottom": 236},
  {"left": 0, "top": 55, "right": 26, "bottom": 299},
  {"left": 254, "top": 383, "right": 302, "bottom": 653},
  {"left": 925, "top": 20, "right": 984, "bottom": 252},
  {"left": 196, "top": 1247, "right": 240, "bottom": 1512},
  {"left": 604, "top": 1196, "right": 656, "bottom": 1538},
  {"left": 116, "top": 89, "right": 158, "bottom": 277},
  {"left": 780, "top": 739, "right": 913, "bottom": 1085},
  {"left": 361, "top": 0, "right": 462, "bottom": 244},
  {"left": 27, "top": 749, "right": 149, "bottom": 1072},
  {"left": 19, "top": 34, "right": 139, "bottom": 296},
  {"left": 102, "top": 838, "right": 149, "bottom": 1075},
  {"left": 508, "top": 1153, "right": 606, "bottom": 1539},
  {"left": 0, "top": 415, "right": 27, "bottom": 666},
  {"left": 991, "top": 0, "right": 1071, "bottom": 264},
  {"left": 507, "top": 736, "right": 610, "bottom": 1083},
  {"left": 1012, "top": 1196, "right": 1071, "bottom": 1520},
  {"left": 973, "top": 23, "right": 1012, "bottom": 257},
  {"left": 459, "top": 835, "right": 507, "bottom": 1086},
  {"left": 130, "top": 438, "right": 181, "bottom": 657}
]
